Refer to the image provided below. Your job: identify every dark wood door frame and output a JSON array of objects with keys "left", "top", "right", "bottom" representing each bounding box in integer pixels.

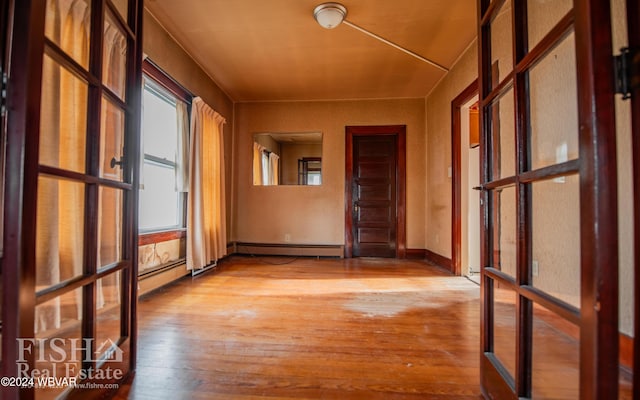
[
  {"left": 625, "top": 0, "right": 640, "bottom": 396},
  {"left": 452, "top": 80, "right": 478, "bottom": 276},
  {"left": 345, "top": 125, "right": 406, "bottom": 259}
]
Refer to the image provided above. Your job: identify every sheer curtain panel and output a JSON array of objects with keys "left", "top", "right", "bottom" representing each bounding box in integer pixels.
[{"left": 187, "top": 98, "right": 227, "bottom": 271}]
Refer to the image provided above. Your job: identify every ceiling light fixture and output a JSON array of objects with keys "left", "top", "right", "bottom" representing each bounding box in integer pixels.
[
  {"left": 313, "top": 2, "right": 347, "bottom": 29},
  {"left": 312, "top": 2, "right": 449, "bottom": 73}
]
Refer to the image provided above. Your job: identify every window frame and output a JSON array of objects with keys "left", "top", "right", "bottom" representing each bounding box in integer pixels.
[{"left": 140, "top": 58, "right": 192, "bottom": 234}]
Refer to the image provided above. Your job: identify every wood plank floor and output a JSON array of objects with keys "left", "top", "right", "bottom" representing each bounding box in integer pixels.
[{"left": 114, "top": 256, "right": 483, "bottom": 399}]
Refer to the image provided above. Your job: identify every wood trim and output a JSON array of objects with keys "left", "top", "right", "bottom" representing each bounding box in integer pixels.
[
  {"left": 452, "top": 80, "right": 478, "bottom": 277},
  {"left": 142, "top": 58, "right": 192, "bottom": 103},
  {"left": 405, "top": 249, "right": 426, "bottom": 259},
  {"left": 138, "top": 229, "right": 186, "bottom": 246},
  {"left": 1, "top": 3, "right": 45, "bottom": 397},
  {"left": 574, "top": 0, "right": 620, "bottom": 396},
  {"left": 344, "top": 125, "right": 407, "bottom": 259},
  {"left": 424, "top": 249, "right": 452, "bottom": 271},
  {"left": 625, "top": 0, "right": 640, "bottom": 395}
]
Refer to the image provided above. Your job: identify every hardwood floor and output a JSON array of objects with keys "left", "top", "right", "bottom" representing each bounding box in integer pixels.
[{"left": 114, "top": 256, "right": 483, "bottom": 399}]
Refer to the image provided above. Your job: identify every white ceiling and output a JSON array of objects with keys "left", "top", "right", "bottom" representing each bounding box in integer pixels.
[{"left": 144, "top": 0, "right": 477, "bottom": 102}]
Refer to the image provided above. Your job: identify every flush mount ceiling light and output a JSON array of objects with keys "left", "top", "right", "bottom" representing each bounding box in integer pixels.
[
  {"left": 313, "top": 2, "right": 347, "bottom": 29},
  {"left": 312, "top": 2, "right": 449, "bottom": 73}
]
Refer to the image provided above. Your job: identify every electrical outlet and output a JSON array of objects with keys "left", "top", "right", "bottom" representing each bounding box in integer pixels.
[
  {"left": 284, "top": 233, "right": 291, "bottom": 243},
  {"left": 532, "top": 260, "right": 539, "bottom": 276}
]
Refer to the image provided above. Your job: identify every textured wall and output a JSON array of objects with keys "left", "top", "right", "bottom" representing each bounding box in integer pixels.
[
  {"left": 425, "top": 42, "right": 478, "bottom": 258},
  {"left": 233, "top": 99, "right": 426, "bottom": 248},
  {"left": 611, "top": 0, "right": 634, "bottom": 335}
]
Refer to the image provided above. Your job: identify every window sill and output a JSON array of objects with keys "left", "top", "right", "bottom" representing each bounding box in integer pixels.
[{"left": 138, "top": 229, "right": 186, "bottom": 246}]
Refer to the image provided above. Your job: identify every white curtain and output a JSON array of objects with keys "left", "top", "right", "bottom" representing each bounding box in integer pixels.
[
  {"left": 269, "top": 152, "right": 279, "bottom": 185},
  {"left": 175, "top": 101, "right": 190, "bottom": 192},
  {"left": 253, "top": 142, "right": 265, "bottom": 185},
  {"left": 187, "top": 97, "right": 227, "bottom": 271}
]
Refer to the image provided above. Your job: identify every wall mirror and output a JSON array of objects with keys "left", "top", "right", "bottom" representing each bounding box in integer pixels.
[{"left": 253, "top": 132, "right": 322, "bottom": 186}]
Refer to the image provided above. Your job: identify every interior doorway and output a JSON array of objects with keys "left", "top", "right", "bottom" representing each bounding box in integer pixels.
[
  {"left": 345, "top": 125, "right": 406, "bottom": 258},
  {"left": 461, "top": 97, "right": 480, "bottom": 284},
  {"left": 451, "top": 81, "right": 478, "bottom": 277}
]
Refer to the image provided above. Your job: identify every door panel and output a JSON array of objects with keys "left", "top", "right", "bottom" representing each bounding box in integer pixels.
[
  {"left": 345, "top": 126, "right": 406, "bottom": 259},
  {"left": 353, "top": 135, "right": 396, "bottom": 258},
  {"left": 479, "top": 0, "right": 621, "bottom": 398}
]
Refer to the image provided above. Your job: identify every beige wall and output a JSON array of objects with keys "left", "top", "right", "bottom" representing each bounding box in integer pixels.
[
  {"left": 425, "top": 42, "right": 478, "bottom": 257},
  {"left": 612, "top": 0, "right": 634, "bottom": 336},
  {"left": 143, "top": 10, "right": 235, "bottom": 238},
  {"left": 233, "top": 99, "right": 426, "bottom": 247}
]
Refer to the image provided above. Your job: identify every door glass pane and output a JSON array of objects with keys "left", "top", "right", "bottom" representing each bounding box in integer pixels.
[
  {"left": 489, "top": 88, "right": 515, "bottom": 179},
  {"left": 493, "top": 284, "right": 517, "bottom": 381},
  {"left": 36, "top": 177, "right": 85, "bottom": 287},
  {"left": 110, "top": 0, "right": 129, "bottom": 23},
  {"left": 99, "top": 186, "right": 123, "bottom": 268},
  {"left": 531, "top": 175, "right": 580, "bottom": 308},
  {"left": 489, "top": 0, "right": 513, "bottom": 88},
  {"left": 493, "top": 186, "right": 517, "bottom": 278},
  {"left": 40, "top": 55, "right": 87, "bottom": 173},
  {"left": 100, "top": 98, "right": 125, "bottom": 181},
  {"left": 103, "top": 10, "right": 127, "bottom": 100},
  {"left": 34, "top": 288, "right": 83, "bottom": 400},
  {"left": 527, "top": 0, "right": 572, "bottom": 49},
  {"left": 531, "top": 303, "right": 579, "bottom": 399},
  {"left": 96, "top": 273, "right": 122, "bottom": 359},
  {"left": 529, "top": 32, "right": 579, "bottom": 171},
  {"left": 44, "top": 0, "right": 91, "bottom": 69}
]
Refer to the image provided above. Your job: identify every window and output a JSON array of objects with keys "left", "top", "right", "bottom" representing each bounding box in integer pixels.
[
  {"left": 298, "top": 157, "right": 322, "bottom": 185},
  {"left": 138, "top": 72, "right": 189, "bottom": 232}
]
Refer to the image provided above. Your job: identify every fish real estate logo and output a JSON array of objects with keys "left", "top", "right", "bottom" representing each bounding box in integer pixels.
[{"left": 3, "top": 338, "right": 125, "bottom": 389}]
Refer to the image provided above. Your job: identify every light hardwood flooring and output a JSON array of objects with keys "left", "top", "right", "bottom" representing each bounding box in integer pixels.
[{"left": 114, "top": 256, "right": 483, "bottom": 399}]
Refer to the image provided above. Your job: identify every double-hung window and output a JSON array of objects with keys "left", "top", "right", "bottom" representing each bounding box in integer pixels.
[{"left": 139, "top": 64, "right": 190, "bottom": 232}]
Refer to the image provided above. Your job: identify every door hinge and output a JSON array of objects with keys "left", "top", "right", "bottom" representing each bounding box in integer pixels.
[
  {"left": 0, "top": 66, "right": 7, "bottom": 117},
  {"left": 614, "top": 47, "right": 640, "bottom": 100}
]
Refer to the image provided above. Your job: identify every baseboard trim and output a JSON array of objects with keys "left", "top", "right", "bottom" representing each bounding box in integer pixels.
[
  {"left": 424, "top": 249, "right": 453, "bottom": 271},
  {"left": 234, "top": 242, "right": 344, "bottom": 258},
  {"left": 406, "top": 249, "right": 426, "bottom": 259}
]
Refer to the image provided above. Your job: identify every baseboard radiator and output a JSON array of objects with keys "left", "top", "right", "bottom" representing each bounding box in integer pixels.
[{"left": 233, "top": 242, "right": 344, "bottom": 258}]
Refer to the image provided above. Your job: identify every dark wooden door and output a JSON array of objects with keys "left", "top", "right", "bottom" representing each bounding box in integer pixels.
[
  {"left": 478, "top": 0, "right": 620, "bottom": 398},
  {"left": 1, "top": 1, "right": 143, "bottom": 398},
  {"left": 345, "top": 125, "right": 406, "bottom": 259},
  {"left": 352, "top": 135, "right": 397, "bottom": 257}
]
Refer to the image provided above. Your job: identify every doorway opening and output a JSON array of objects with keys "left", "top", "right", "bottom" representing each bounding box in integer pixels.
[{"left": 451, "top": 80, "right": 478, "bottom": 278}]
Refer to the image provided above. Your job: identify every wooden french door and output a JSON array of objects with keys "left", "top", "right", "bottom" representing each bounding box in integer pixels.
[
  {"left": 478, "top": 0, "right": 622, "bottom": 398},
  {"left": 1, "top": 1, "right": 143, "bottom": 399},
  {"left": 345, "top": 126, "right": 406, "bottom": 258}
]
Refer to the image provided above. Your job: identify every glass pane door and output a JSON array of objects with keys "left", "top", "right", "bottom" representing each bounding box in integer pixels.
[
  {"left": 1, "top": 0, "right": 142, "bottom": 398},
  {"left": 478, "top": 0, "right": 622, "bottom": 398}
]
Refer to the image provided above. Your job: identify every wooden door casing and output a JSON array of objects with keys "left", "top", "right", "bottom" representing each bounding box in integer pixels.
[{"left": 345, "top": 126, "right": 406, "bottom": 259}]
